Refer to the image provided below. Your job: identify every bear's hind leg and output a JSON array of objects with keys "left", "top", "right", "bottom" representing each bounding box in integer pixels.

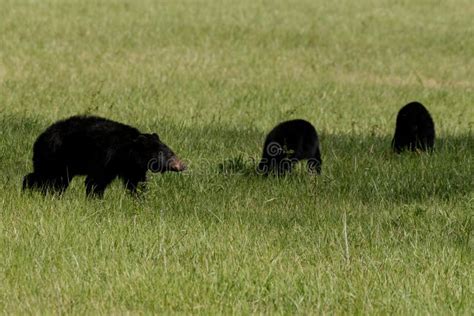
[
  {"left": 23, "top": 172, "right": 69, "bottom": 195},
  {"left": 23, "top": 173, "right": 39, "bottom": 191},
  {"left": 33, "top": 174, "right": 70, "bottom": 195}
]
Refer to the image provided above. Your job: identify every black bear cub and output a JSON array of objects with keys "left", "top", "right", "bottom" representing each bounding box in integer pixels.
[
  {"left": 392, "top": 101, "right": 435, "bottom": 153},
  {"left": 257, "top": 119, "right": 322, "bottom": 175},
  {"left": 23, "top": 115, "right": 186, "bottom": 198}
]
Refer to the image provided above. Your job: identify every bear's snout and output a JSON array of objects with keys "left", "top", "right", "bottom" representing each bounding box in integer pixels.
[{"left": 168, "top": 157, "right": 186, "bottom": 172}]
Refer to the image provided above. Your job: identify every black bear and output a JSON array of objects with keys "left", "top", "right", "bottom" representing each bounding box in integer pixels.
[
  {"left": 23, "top": 115, "right": 186, "bottom": 198},
  {"left": 257, "top": 119, "right": 322, "bottom": 175},
  {"left": 392, "top": 101, "right": 435, "bottom": 153}
]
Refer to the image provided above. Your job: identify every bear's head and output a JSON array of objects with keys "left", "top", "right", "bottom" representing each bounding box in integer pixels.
[{"left": 133, "top": 133, "right": 186, "bottom": 173}]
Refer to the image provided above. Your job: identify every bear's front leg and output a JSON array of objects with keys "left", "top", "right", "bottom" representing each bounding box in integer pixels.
[
  {"left": 275, "top": 157, "right": 295, "bottom": 176},
  {"left": 85, "top": 174, "right": 114, "bottom": 198},
  {"left": 122, "top": 177, "right": 147, "bottom": 196}
]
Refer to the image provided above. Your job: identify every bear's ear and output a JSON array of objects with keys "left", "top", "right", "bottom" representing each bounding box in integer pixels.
[{"left": 152, "top": 133, "right": 160, "bottom": 141}]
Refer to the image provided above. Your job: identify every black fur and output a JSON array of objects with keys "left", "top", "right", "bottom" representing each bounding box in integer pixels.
[
  {"left": 257, "top": 119, "right": 322, "bottom": 175},
  {"left": 392, "top": 102, "right": 435, "bottom": 153},
  {"left": 23, "top": 115, "right": 185, "bottom": 198}
]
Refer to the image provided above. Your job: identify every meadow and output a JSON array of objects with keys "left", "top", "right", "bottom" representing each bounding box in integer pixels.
[{"left": 0, "top": 0, "right": 473, "bottom": 313}]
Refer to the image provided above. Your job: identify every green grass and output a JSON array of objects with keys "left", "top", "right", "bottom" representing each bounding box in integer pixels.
[{"left": 1, "top": 0, "right": 473, "bottom": 313}]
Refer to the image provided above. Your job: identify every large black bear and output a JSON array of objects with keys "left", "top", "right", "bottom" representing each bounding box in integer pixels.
[
  {"left": 392, "top": 101, "right": 435, "bottom": 153},
  {"left": 23, "top": 115, "right": 186, "bottom": 197},
  {"left": 257, "top": 119, "right": 322, "bottom": 175}
]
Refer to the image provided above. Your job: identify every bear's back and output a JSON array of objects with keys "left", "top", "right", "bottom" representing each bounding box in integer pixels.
[
  {"left": 33, "top": 115, "right": 142, "bottom": 158},
  {"left": 52, "top": 115, "right": 139, "bottom": 136},
  {"left": 266, "top": 119, "right": 317, "bottom": 144},
  {"left": 397, "top": 102, "right": 434, "bottom": 129}
]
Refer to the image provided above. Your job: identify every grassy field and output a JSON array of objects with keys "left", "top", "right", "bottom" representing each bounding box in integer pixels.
[{"left": 1, "top": 0, "right": 473, "bottom": 313}]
